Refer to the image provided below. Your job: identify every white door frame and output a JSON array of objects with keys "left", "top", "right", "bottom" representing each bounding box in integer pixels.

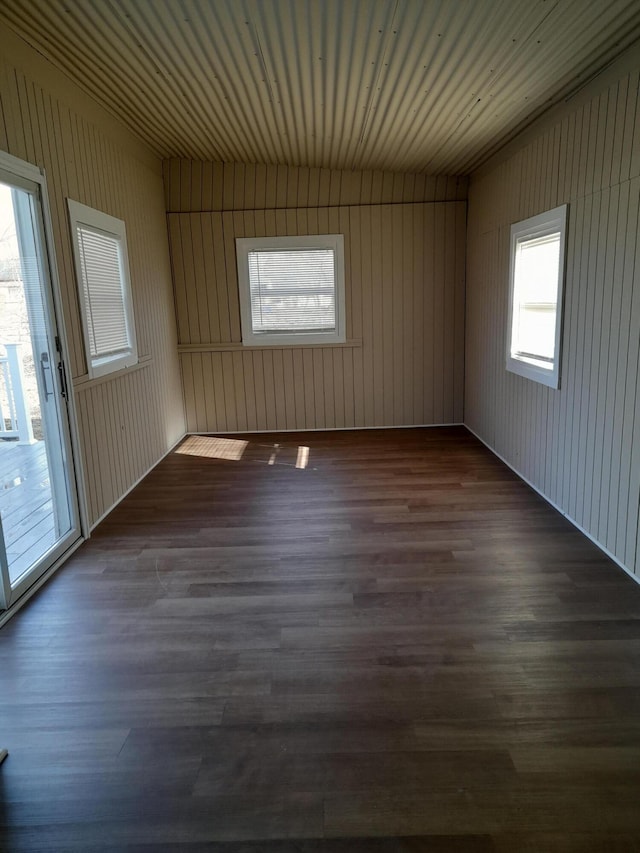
[{"left": 0, "top": 149, "right": 88, "bottom": 609}]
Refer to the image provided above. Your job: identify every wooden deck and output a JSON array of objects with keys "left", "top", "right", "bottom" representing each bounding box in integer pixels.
[
  {"left": 0, "top": 438, "right": 55, "bottom": 584},
  {"left": 2, "top": 427, "right": 640, "bottom": 849}
]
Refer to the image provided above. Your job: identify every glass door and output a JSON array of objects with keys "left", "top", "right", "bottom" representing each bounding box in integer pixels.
[{"left": 0, "top": 155, "right": 81, "bottom": 610}]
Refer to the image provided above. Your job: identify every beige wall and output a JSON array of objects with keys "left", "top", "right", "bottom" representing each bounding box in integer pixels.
[
  {"left": 465, "top": 48, "right": 640, "bottom": 575},
  {"left": 164, "top": 160, "right": 468, "bottom": 212},
  {"left": 0, "top": 24, "right": 185, "bottom": 527},
  {"left": 167, "top": 161, "right": 467, "bottom": 432}
]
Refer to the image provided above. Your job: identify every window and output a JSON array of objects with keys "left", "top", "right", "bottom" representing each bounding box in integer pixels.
[
  {"left": 67, "top": 199, "right": 137, "bottom": 378},
  {"left": 236, "top": 234, "right": 346, "bottom": 346},
  {"left": 507, "top": 204, "right": 568, "bottom": 389}
]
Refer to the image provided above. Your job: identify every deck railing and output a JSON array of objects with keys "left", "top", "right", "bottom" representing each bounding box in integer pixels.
[{"left": 0, "top": 343, "right": 35, "bottom": 444}]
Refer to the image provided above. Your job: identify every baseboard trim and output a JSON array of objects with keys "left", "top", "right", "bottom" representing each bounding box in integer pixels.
[
  {"left": 188, "top": 422, "right": 465, "bottom": 436},
  {"left": 89, "top": 432, "right": 187, "bottom": 531},
  {"left": 464, "top": 424, "right": 640, "bottom": 587}
]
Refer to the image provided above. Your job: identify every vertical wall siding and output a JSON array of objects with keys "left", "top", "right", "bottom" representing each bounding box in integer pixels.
[
  {"left": 169, "top": 200, "right": 466, "bottom": 432},
  {"left": 164, "top": 160, "right": 468, "bottom": 212},
  {"left": 465, "top": 63, "right": 640, "bottom": 575},
  {"left": 0, "top": 42, "right": 185, "bottom": 527}
]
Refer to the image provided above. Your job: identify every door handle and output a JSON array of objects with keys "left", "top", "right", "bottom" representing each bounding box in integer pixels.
[
  {"left": 40, "top": 352, "right": 53, "bottom": 399},
  {"left": 54, "top": 335, "right": 68, "bottom": 400},
  {"left": 57, "top": 358, "right": 68, "bottom": 400}
]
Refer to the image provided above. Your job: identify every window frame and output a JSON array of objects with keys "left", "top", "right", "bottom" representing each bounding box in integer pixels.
[
  {"left": 506, "top": 204, "right": 568, "bottom": 389},
  {"left": 235, "top": 234, "right": 346, "bottom": 347},
  {"left": 67, "top": 199, "right": 138, "bottom": 379}
]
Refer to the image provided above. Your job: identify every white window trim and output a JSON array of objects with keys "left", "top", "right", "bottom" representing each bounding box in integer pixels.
[
  {"left": 236, "top": 234, "right": 346, "bottom": 346},
  {"left": 67, "top": 199, "right": 138, "bottom": 379},
  {"left": 506, "top": 204, "right": 568, "bottom": 390}
]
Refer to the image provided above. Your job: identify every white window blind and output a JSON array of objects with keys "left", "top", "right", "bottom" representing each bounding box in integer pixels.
[
  {"left": 236, "top": 234, "right": 346, "bottom": 346},
  {"left": 76, "top": 227, "right": 130, "bottom": 359},
  {"left": 248, "top": 248, "right": 336, "bottom": 334},
  {"left": 67, "top": 199, "right": 137, "bottom": 378}
]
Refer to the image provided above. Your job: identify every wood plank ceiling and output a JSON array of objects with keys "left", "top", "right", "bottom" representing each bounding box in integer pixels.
[{"left": 2, "top": 0, "right": 640, "bottom": 174}]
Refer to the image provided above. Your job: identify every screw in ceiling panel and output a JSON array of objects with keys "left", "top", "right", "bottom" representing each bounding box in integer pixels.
[
  {"left": 419, "top": 0, "right": 565, "bottom": 173},
  {"left": 356, "top": 0, "right": 400, "bottom": 146},
  {"left": 247, "top": 19, "right": 277, "bottom": 102},
  {"left": 423, "top": 0, "right": 627, "bottom": 174},
  {"left": 476, "top": 0, "right": 562, "bottom": 102},
  {"left": 243, "top": 0, "right": 296, "bottom": 164},
  {"left": 325, "top": 0, "right": 380, "bottom": 170},
  {"left": 354, "top": 0, "right": 454, "bottom": 174},
  {"left": 261, "top": 0, "right": 328, "bottom": 166},
  {"left": 175, "top": 0, "right": 279, "bottom": 162},
  {"left": 178, "top": 0, "right": 277, "bottom": 163},
  {"left": 105, "top": 0, "right": 229, "bottom": 159},
  {"left": 2, "top": 0, "right": 640, "bottom": 171},
  {"left": 246, "top": 0, "right": 374, "bottom": 169},
  {"left": 42, "top": 0, "right": 184, "bottom": 157}
]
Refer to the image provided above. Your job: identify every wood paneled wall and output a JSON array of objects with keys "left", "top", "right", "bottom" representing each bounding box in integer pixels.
[
  {"left": 164, "top": 159, "right": 468, "bottom": 212},
  {"left": 168, "top": 197, "right": 466, "bottom": 433},
  {"left": 465, "top": 55, "right": 640, "bottom": 575},
  {"left": 0, "top": 24, "right": 185, "bottom": 527}
]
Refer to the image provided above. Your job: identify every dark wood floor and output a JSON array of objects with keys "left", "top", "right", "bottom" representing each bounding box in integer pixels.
[{"left": 2, "top": 426, "right": 640, "bottom": 852}]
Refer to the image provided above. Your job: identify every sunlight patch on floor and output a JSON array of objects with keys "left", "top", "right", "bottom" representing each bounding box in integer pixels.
[
  {"left": 176, "top": 435, "right": 311, "bottom": 469},
  {"left": 295, "top": 445, "right": 309, "bottom": 469},
  {"left": 176, "top": 435, "right": 249, "bottom": 461}
]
